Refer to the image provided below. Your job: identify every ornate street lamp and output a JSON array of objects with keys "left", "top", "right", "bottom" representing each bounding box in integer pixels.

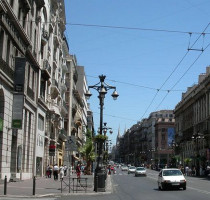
[
  {"left": 85, "top": 74, "right": 119, "bottom": 192},
  {"left": 192, "top": 132, "right": 204, "bottom": 176}
]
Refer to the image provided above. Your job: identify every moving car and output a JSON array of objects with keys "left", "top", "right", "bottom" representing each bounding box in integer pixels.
[
  {"left": 158, "top": 168, "right": 187, "bottom": 190},
  {"left": 121, "top": 165, "right": 128, "bottom": 171},
  {"left": 128, "top": 166, "right": 136, "bottom": 174},
  {"left": 135, "top": 167, "right": 146, "bottom": 176}
]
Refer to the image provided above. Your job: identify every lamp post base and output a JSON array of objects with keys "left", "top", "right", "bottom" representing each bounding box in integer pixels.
[{"left": 94, "top": 166, "right": 106, "bottom": 192}]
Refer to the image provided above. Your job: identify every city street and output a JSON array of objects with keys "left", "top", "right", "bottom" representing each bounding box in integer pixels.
[
  {"left": 59, "top": 168, "right": 210, "bottom": 200},
  {"left": 1, "top": 168, "right": 209, "bottom": 200}
]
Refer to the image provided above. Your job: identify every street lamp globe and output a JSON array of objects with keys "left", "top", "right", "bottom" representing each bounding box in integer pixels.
[
  {"left": 111, "top": 90, "right": 119, "bottom": 100},
  {"left": 85, "top": 90, "right": 92, "bottom": 100},
  {"left": 99, "top": 87, "right": 107, "bottom": 97}
]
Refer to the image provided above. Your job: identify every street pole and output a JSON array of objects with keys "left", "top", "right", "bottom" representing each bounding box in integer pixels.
[
  {"left": 196, "top": 139, "right": 200, "bottom": 176},
  {"left": 192, "top": 132, "right": 204, "bottom": 176},
  {"left": 85, "top": 74, "right": 118, "bottom": 192}
]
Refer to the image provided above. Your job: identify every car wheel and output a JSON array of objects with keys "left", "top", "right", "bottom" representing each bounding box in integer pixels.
[
  {"left": 161, "top": 183, "right": 166, "bottom": 190},
  {"left": 158, "top": 183, "right": 161, "bottom": 190},
  {"left": 183, "top": 186, "right": 186, "bottom": 190}
]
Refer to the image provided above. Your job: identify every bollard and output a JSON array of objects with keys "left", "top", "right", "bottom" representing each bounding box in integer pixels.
[
  {"left": 95, "top": 175, "right": 98, "bottom": 192},
  {"left": 61, "top": 178, "right": 63, "bottom": 193},
  {"left": 33, "top": 176, "right": 36, "bottom": 195},
  {"left": 4, "top": 175, "right": 7, "bottom": 195}
]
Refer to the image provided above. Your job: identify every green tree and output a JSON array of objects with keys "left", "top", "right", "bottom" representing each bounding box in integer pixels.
[
  {"left": 79, "top": 129, "right": 95, "bottom": 175},
  {"left": 184, "top": 158, "right": 192, "bottom": 165}
]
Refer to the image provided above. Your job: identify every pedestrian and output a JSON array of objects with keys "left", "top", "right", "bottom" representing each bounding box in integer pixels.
[
  {"left": 107, "top": 165, "right": 111, "bottom": 175},
  {"left": 185, "top": 166, "right": 189, "bottom": 176},
  {"left": 76, "top": 164, "right": 81, "bottom": 179},
  {"left": 46, "top": 165, "right": 52, "bottom": 178},
  {"left": 188, "top": 167, "right": 192, "bottom": 176},
  {"left": 53, "top": 163, "right": 59, "bottom": 180},
  {"left": 206, "top": 165, "right": 210, "bottom": 176},
  {"left": 46, "top": 165, "right": 50, "bottom": 178},
  {"left": 59, "top": 165, "right": 64, "bottom": 180},
  {"left": 64, "top": 165, "right": 67, "bottom": 176},
  {"left": 81, "top": 165, "right": 85, "bottom": 175},
  {"left": 49, "top": 165, "right": 53, "bottom": 178},
  {"left": 192, "top": 166, "right": 196, "bottom": 176}
]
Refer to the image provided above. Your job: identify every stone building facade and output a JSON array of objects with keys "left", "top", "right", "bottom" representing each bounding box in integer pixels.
[
  {"left": 174, "top": 67, "right": 210, "bottom": 171},
  {"left": 0, "top": 0, "right": 89, "bottom": 181}
]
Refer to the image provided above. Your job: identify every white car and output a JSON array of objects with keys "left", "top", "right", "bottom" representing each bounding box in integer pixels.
[
  {"left": 158, "top": 168, "right": 187, "bottom": 190},
  {"left": 135, "top": 167, "right": 146, "bottom": 176},
  {"left": 121, "top": 165, "right": 128, "bottom": 171},
  {"left": 128, "top": 166, "right": 136, "bottom": 174}
]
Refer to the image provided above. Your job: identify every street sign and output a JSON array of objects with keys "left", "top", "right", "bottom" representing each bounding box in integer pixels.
[
  {"left": 65, "top": 135, "right": 77, "bottom": 151},
  {"left": 49, "top": 144, "right": 56, "bottom": 156}
]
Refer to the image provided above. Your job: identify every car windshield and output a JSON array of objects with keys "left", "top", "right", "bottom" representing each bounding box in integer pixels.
[
  {"left": 163, "top": 170, "right": 183, "bottom": 176},
  {"left": 129, "top": 166, "right": 135, "bottom": 169},
  {"left": 136, "top": 167, "right": 145, "bottom": 171}
]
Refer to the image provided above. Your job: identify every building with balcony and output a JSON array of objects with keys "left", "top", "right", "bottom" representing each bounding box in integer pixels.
[
  {"left": 154, "top": 117, "right": 175, "bottom": 167},
  {"left": 117, "top": 110, "right": 174, "bottom": 167},
  {"left": 174, "top": 66, "right": 210, "bottom": 170},
  {"left": 0, "top": 0, "right": 70, "bottom": 181},
  {"left": 0, "top": 0, "right": 44, "bottom": 181}
]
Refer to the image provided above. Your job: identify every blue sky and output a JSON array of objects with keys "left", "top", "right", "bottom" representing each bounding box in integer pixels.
[{"left": 64, "top": 0, "right": 210, "bottom": 145}]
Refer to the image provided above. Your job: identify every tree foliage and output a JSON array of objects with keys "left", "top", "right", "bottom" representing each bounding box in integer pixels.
[{"left": 79, "top": 129, "right": 95, "bottom": 174}]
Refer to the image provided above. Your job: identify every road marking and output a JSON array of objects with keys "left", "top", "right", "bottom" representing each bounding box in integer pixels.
[{"left": 188, "top": 186, "right": 210, "bottom": 195}]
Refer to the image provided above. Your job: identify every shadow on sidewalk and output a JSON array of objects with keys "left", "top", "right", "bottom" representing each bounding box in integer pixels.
[{"left": 0, "top": 174, "right": 94, "bottom": 197}]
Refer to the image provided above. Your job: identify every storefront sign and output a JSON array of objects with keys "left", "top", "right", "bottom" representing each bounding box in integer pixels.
[
  {"left": 14, "top": 57, "right": 26, "bottom": 92},
  {"left": 49, "top": 145, "right": 56, "bottom": 156},
  {"left": 12, "top": 94, "right": 24, "bottom": 129}
]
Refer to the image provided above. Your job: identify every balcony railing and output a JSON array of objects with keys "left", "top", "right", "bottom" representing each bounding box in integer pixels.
[
  {"left": 60, "top": 129, "right": 67, "bottom": 136},
  {"left": 52, "top": 79, "right": 59, "bottom": 88},
  {"left": 41, "top": 28, "right": 49, "bottom": 44},
  {"left": 43, "top": 59, "right": 51, "bottom": 75},
  {"left": 0, "top": 14, "right": 25, "bottom": 52},
  {"left": 0, "top": 57, "right": 14, "bottom": 80}
]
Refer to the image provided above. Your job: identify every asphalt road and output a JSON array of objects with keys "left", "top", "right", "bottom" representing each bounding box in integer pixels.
[{"left": 1, "top": 168, "right": 210, "bottom": 200}]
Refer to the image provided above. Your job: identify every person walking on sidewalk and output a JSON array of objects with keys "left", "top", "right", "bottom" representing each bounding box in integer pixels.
[
  {"left": 64, "top": 165, "right": 67, "bottom": 176},
  {"left": 76, "top": 164, "right": 81, "bottom": 179},
  {"left": 59, "top": 165, "right": 64, "bottom": 180},
  {"left": 53, "top": 164, "right": 59, "bottom": 180},
  {"left": 46, "top": 165, "right": 51, "bottom": 178}
]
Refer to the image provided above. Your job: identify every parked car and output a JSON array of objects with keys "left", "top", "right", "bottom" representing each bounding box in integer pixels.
[
  {"left": 158, "top": 168, "right": 187, "bottom": 190},
  {"left": 121, "top": 165, "right": 128, "bottom": 171},
  {"left": 128, "top": 166, "right": 136, "bottom": 174},
  {"left": 135, "top": 167, "right": 147, "bottom": 176}
]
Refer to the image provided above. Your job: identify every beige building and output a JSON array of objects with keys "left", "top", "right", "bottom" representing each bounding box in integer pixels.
[
  {"left": 174, "top": 66, "right": 210, "bottom": 173},
  {"left": 0, "top": 0, "right": 84, "bottom": 181}
]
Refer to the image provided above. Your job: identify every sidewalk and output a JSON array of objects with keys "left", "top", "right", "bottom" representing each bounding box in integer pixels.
[{"left": 0, "top": 173, "right": 112, "bottom": 198}]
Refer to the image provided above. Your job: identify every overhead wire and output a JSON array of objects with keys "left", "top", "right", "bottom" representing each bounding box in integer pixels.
[
  {"left": 139, "top": 23, "right": 210, "bottom": 119},
  {"left": 68, "top": 23, "right": 210, "bottom": 35},
  {"left": 10, "top": 19, "right": 210, "bottom": 123},
  {"left": 92, "top": 111, "right": 138, "bottom": 122},
  {"left": 6, "top": 19, "right": 210, "bottom": 35},
  {"left": 155, "top": 23, "right": 210, "bottom": 110},
  {"left": 155, "top": 43, "right": 210, "bottom": 110},
  {"left": 85, "top": 74, "right": 184, "bottom": 92}
]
